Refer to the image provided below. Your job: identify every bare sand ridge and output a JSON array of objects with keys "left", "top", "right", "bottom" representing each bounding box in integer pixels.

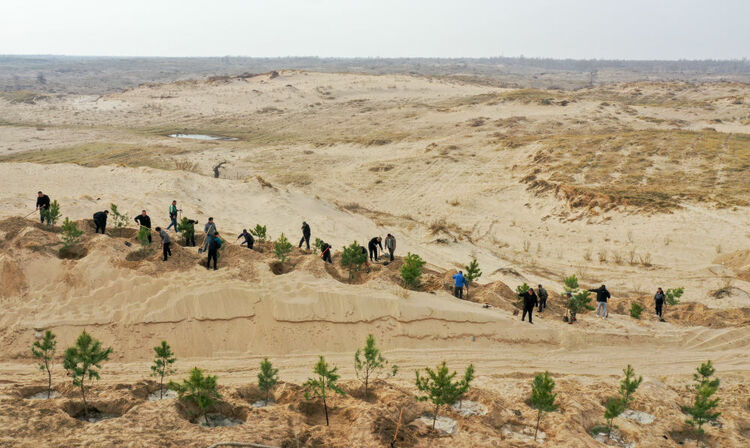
[{"left": 1, "top": 71, "right": 749, "bottom": 447}]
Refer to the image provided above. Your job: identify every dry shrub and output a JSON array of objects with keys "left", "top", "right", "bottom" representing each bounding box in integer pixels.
[
  {"left": 639, "top": 252, "right": 653, "bottom": 267},
  {"left": 612, "top": 251, "right": 623, "bottom": 264},
  {"left": 173, "top": 159, "right": 199, "bottom": 173},
  {"left": 583, "top": 248, "right": 592, "bottom": 261},
  {"left": 597, "top": 249, "right": 608, "bottom": 263},
  {"left": 523, "top": 240, "right": 531, "bottom": 253},
  {"left": 628, "top": 249, "right": 637, "bottom": 265},
  {"left": 429, "top": 218, "right": 448, "bottom": 235},
  {"left": 256, "top": 176, "right": 275, "bottom": 189}
]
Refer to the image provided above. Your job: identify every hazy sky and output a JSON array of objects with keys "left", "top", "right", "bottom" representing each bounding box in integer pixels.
[{"left": 1, "top": 0, "right": 748, "bottom": 59}]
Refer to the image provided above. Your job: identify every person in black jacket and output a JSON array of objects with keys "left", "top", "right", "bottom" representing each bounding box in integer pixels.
[
  {"left": 520, "top": 288, "right": 538, "bottom": 324},
  {"left": 93, "top": 210, "right": 109, "bottom": 234},
  {"left": 654, "top": 287, "right": 666, "bottom": 321},
  {"left": 238, "top": 229, "right": 254, "bottom": 249},
  {"left": 368, "top": 237, "right": 383, "bottom": 262},
  {"left": 298, "top": 221, "right": 311, "bottom": 250},
  {"left": 36, "top": 191, "right": 50, "bottom": 224},
  {"left": 537, "top": 284, "right": 548, "bottom": 312},
  {"left": 206, "top": 232, "right": 222, "bottom": 270},
  {"left": 134, "top": 210, "right": 152, "bottom": 243},
  {"left": 320, "top": 241, "right": 332, "bottom": 263},
  {"left": 588, "top": 285, "right": 611, "bottom": 319}
]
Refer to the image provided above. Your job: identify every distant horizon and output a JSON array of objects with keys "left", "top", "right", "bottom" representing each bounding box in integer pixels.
[{"left": 2, "top": 54, "right": 749, "bottom": 63}]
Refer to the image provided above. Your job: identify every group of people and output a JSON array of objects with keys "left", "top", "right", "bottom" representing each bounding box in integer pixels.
[{"left": 34, "top": 192, "right": 675, "bottom": 322}]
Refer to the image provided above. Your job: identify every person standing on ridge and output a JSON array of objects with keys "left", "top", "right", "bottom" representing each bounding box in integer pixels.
[
  {"left": 320, "top": 241, "right": 332, "bottom": 264},
  {"left": 93, "top": 210, "right": 109, "bottom": 234},
  {"left": 134, "top": 210, "right": 152, "bottom": 243},
  {"left": 166, "top": 200, "right": 179, "bottom": 232},
  {"left": 368, "top": 236, "right": 383, "bottom": 262},
  {"left": 299, "top": 221, "right": 311, "bottom": 250},
  {"left": 452, "top": 270, "right": 466, "bottom": 299},
  {"left": 537, "top": 284, "right": 548, "bottom": 312},
  {"left": 520, "top": 287, "right": 538, "bottom": 324},
  {"left": 385, "top": 233, "right": 396, "bottom": 261},
  {"left": 589, "top": 284, "right": 611, "bottom": 319},
  {"left": 654, "top": 287, "right": 666, "bottom": 322},
  {"left": 206, "top": 231, "right": 222, "bottom": 270},
  {"left": 238, "top": 229, "right": 254, "bottom": 249},
  {"left": 36, "top": 191, "right": 50, "bottom": 224},
  {"left": 154, "top": 226, "right": 172, "bottom": 261}
]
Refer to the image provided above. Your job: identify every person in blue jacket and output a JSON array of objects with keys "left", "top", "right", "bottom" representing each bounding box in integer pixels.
[{"left": 452, "top": 270, "right": 466, "bottom": 299}]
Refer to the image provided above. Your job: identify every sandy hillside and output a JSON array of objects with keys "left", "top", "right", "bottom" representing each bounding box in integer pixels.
[{"left": 1, "top": 71, "right": 749, "bottom": 447}]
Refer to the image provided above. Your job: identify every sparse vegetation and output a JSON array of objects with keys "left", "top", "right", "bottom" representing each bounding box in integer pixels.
[
  {"left": 273, "top": 233, "right": 292, "bottom": 263},
  {"left": 400, "top": 253, "right": 426, "bottom": 289},
  {"left": 415, "top": 362, "right": 474, "bottom": 430},
  {"left": 169, "top": 367, "right": 220, "bottom": 425},
  {"left": 109, "top": 204, "right": 129, "bottom": 228},
  {"left": 683, "top": 360, "right": 721, "bottom": 436},
  {"left": 354, "top": 335, "right": 397, "bottom": 399},
  {"left": 313, "top": 237, "right": 324, "bottom": 254},
  {"left": 583, "top": 248, "right": 592, "bottom": 261},
  {"left": 562, "top": 275, "right": 595, "bottom": 317},
  {"left": 639, "top": 252, "right": 653, "bottom": 267},
  {"left": 629, "top": 302, "right": 644, "bottom": 319},
  {"left": 303, "top": 356, "right": 345, "bottom": 426},
  {"left": 173, "top": 159, "right": 199, "bottom": 172},
  {"left": 529, "top": 371, "right": 558, "bottom": 441},
  {"left": 63, "top": 331, "right": 113, "bottom": 419},
  {"left": 257, "top": 358, "right": 279, "bottom": 406},
  {"left": 666, "top": 287, "right": 684, "bottom": 306},
  {"left": 150, "top": 341, "right": 176, "bottom": 400},
  {"left": 598, "top": 249, "right": 608, "bottom": 263},
  {"left": 31, "top": 330, "right": 57, "bottom": 399}
]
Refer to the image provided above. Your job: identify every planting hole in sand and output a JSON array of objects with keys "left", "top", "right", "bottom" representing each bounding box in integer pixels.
[
  {"left": 26, "top": 390, "right": 61, "bottom": 399},
  {"left": 199, "top": 413, "right": 244, "bottom": 427},
  {"left": 500, "top": 423, "right": 546, "bottom": 443},
  {"left": 72, "top": 408, "right": 121, "bottom": 423},
  {"left": 413, "top": 415, "right": 458, "bottom": 434},
  {"left": 591, "top": 427, "right": 634, "bottom": 448},
  {"left": 168, "top": 133, "right": 238, "bottom": 141},
  {"left": 269, "top": 261, "right": 295, "bottom": 275},
  {"left": 252, "top": 399, "right": 275, "bottom": 408},
  {"left": 147, "top": 389, "right": 178, "bottom": 401}
]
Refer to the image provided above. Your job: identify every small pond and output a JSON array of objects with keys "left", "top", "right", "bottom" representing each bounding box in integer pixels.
[{"left": 168, "top": 134, "right": 238, "bottom": 141}]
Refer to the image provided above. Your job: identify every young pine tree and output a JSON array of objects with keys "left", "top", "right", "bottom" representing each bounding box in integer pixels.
[
  {"left": 529, "top": 371, "right": 558, "bottom": 441},
  {"left": 666, "top": 287, "right": 684, "bottom": 306},
  {"left": 31, "top": 330, "right": 57, "bottom": 399},
  {"left": 250, "top": 224, "right": 268, "bottom": 242},
  {"left": 169, "top": 367, "right": 220, "bottom": 425},
  {"left": 618, "top": 364, "right": 643, "bottom": 408},
  {"left": 683, "top": 360, "right": 721, "bottom": 436},
  {"left": 341, "top": 241, "right": 367, "bottom": 280},
  {"left": 464, "top": 258, "right": 482, "bottom": 298},
  {"left": 43, "top": 200, "right": 61, "bottom": 227},
  {"left": 603, "top": 397, "right": 626, "bottom": 436},
  {"left": 354, "top": 334, "right": 397, "bottom": 399},
  {"left": 150, "top": 341, "right": 176, "bottom": 399},
  {"left": 400, "top": 252, "right": 426, "bottom": 289},
  {"left": 303, "top": 356, "right": 345, "bottom": 426},
  {"left": 109, "top": 203, "right": 129, "bottom": 228},
  {"left": 313, "top": 238, "right": 324, "bottom": 255},
  {"left": 137, "top": 225, "right": 152, "bottom": 252},
  {"left": 257, "top": 358, "right": 279, "bottom": 406},
  {"left": 274, "top": 233, "right": 293, "bottom": 263},
  {"left": 629, "top": 302, "right": 644, "bottom": 319},
  {"left": 62, "top": 330, "right": 113, "bottom": 418},
  {"left": 562, "top": 275, "right": 595, "bottom": 318},
  {"left": 415, "top": 361, "right": 474, "bottom": 430},
  {"left": 61, "top": 218, "right": 83, "bottom": 249}
]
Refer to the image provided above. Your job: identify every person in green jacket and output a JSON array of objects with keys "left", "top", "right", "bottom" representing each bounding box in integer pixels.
[{"left": 166, "top": 200, "right": 179, "bottom": 232}]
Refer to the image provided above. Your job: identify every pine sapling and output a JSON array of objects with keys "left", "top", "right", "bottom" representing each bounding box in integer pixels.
[
  {"left": 150, "top": 341, "right": 176, "bottom": 399},
  {"left": 168, "top": 367, "right": 220, "bottom": 425},
  {"left": 137, "top": 225, "right": 152, "bottom": 253},
  {"left": 109, "top": 203, "right": 129, "bottom": 228},
  {"left": 43, "top": 200, "right": 61, "bottom": 227},
  {"left": 683, "top": 360, "right": 721, "bottom": 436},
  {"left": 62, "top": 330, "right": 113, "bottom": 418},
  {"left": 629, "top": 302, "right": 644, "bottom": 319},
  {"left": 415, "top": 361, "right": 474, "bottom": 430},
  {"left": 354, "top": 334, "right": 397, "bottom": 399},
  {"left": 250, "top": 224, "right": 268, "bottom": 242},
  {"left": 313, "top": 238, "right": 324, "bottom": 255},
  {"left": 61, "top": 217, "right": 83, "bottom": 249},
  {"left": 529, "top": 371, "right": 558, "bottom": 441},
  {"left": 618, "top": 364, "right": 642, "bottom": 408},
  {"left": 666, "top": 287, "right": 684, "bottom": 306},
  {"left": 274, "top": 233, "right": 292, "bottom": 263},
  {"left": 258, "top": 358, "right": 279, "bottom": 406},
  {"left": 303, "top": 356, "right": 345, "bottom": 426},
  {"left": 31, "top": 330, "right": 57, "bottom": 399},
  {"left": 400, "top": 252, "right": 426, "bottom": 289},
  {"left": 562, "top": 274, "right": 595, "bottom": 318},
  {"left": 604, "top": 397, "right": 626, "bottom": 437},
  {"left": 341, "top": 241, "right": 367, "bottom": 280},
  {"left": 464, "top": 258, "right": 482, "bottom": 298}
]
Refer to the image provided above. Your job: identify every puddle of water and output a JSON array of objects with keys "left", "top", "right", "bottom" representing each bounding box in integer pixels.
[
  {"left": 168, "top": 134, "right": 238, "bottom": 141},
  {"left": 26, "top": 390, "right": 60, "bottom": 399}
]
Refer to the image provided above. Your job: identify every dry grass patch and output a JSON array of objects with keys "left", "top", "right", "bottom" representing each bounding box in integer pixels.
[{"left": 0, "top": 142, "right": 183, "bottom": 169}]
